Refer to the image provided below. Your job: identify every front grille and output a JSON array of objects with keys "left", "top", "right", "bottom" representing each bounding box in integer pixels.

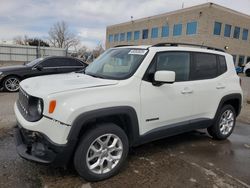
[{"left": 18, "top": 87, "right": 30, "bottom": 117}]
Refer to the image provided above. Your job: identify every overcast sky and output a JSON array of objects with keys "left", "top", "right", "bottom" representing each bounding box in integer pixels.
[{"left": 0, "top": 0, "right": 250, "bottom": 49}]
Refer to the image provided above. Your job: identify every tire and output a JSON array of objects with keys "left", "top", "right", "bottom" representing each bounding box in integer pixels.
[
  {"left": 3, "top": 76, "right": 20, "bottom": 92},
  {"left": 246, "top": 69, "right": 250, "bottom": 77},
  {"left": 74, "top": 123, "right": 129, "bottom": 182},
  {"left": 207, "top": 105, "right": 236, "bottom": 140}
]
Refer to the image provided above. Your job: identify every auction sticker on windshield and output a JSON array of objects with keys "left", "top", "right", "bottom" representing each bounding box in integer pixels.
[{"left": 128, "top": 49, "right": 147, "bottom": 55}]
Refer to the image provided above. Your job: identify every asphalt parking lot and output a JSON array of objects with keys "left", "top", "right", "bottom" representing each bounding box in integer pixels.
[{"left": 0, "top": 76, "right": 250, "bottom": 188}]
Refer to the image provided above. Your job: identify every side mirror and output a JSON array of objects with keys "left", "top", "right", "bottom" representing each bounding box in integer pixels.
[
  {"left": 154, "top": 71, "right": 175, "bottom": 86},
  {"left": 35, "top": 65, "right": 43, "bottom": 71}
]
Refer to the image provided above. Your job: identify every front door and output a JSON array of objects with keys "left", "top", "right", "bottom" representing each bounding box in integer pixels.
[{"left": 140, "top": 51, "right": 194, "bottom": 135}]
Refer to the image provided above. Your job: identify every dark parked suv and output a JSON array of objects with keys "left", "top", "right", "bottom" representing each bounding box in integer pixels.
[{"left": 0, "top": 56, "right": 87, "bottom": 92}]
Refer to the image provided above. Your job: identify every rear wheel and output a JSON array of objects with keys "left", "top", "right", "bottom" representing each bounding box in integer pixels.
[
  {"left": 246, "top": 69, "right": 250, "bottom": 77},
  {"left": 207, "top": 105, "right": 236, "bottom": 140},
  {"left": 74, "top": 123, "right": 129, "bottom": 181},
  {"left": 3, "top": 76, "right": 20, "bottom": 92}
]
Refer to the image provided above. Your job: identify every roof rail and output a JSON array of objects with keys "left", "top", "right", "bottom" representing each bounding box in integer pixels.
[
  {"left": 114, "top": 45, "right": 134, "bottom": 47},
  {"left": 151, "top": 42, "right": 225, "bottom": 52}
]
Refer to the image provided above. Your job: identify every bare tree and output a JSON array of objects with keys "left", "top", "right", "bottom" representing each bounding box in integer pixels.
[
  {"left": 13, "top": 35, "right": 29, "bottom": 45},
  {"left": 92, "top": 43, "right": 104, "bottom": 58},
  {"left": 48, "top": 21, "right": 79, "bottom": 49}
]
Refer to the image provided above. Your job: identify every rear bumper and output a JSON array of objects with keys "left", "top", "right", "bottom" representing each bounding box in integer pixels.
[{"left": 14, "top": 125, "right": 76, "bottom": 167}]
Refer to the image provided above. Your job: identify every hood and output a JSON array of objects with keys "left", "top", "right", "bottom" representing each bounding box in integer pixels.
[
  {"left": 0, "top": 65, "right": 28, "bottom": 72},
  {"left": 20, "top": 73, "right": 119, "bottom": 97}
]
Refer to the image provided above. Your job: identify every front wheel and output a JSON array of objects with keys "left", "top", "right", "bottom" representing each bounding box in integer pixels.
[
  {"left": 3, "top": 76, "right": 20, "bottom": 92},
  {"left": 74, "top": 123, "right": 129, "bottom": 181},
  {"left": 207, "top": 105, "right": 236, "bottom": 140}
]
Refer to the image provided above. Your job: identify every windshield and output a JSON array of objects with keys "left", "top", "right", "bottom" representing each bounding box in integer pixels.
[
  {"left": 26, "top": 58, "right": 43, "bottom": 67},
  {"left": 85, "top": 48, "right": 148, "bottom": 79}
]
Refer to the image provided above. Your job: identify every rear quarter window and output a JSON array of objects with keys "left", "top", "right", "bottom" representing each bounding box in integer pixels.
[{"left": 218, "top": 55, "right": 227, "bottom": 74}]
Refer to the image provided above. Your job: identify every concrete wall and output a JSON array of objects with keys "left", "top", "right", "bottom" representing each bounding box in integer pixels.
[
  {"left": 0, "top": 44, "right": 67, "bottom": 66},
  {"left": 106, "top": 3, "right": 250, "bottom": 66}
]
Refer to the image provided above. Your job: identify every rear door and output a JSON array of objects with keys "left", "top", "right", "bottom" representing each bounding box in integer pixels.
[{"left": 190, "top": 52, "right": 223, "bottom": 120}]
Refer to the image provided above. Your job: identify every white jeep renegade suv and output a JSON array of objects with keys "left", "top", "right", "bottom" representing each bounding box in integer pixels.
[{"left": 14, "top": 43, "right": 242, "bottom": 181}]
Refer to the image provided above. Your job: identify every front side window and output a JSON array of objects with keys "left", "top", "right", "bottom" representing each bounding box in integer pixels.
[
  {"left": 127, "top": 32, "right": 132, "bottom": 41},
  {"left": 224, "top": 24, "right": 231, "bottom": 37},
  {"left": 134, "top": 31, "right": 140, "bottom": 40},
  {"left": 85, "top": 48, "right": 147, "bottom": 80},
  {"left": 151, "top": 27, "right": 158, "bottom": 38},
  {"left": 145, "top": 52, "right": 190, "bottom": 82},
  {"left": 242, "top": 29, "right": 248, "bottom": 40},
  {"left": 213, "top": 22, "right": 222, "bottom": 35},
  {"left": 120, "top": 33, "right": 125, "bottom": 41},
  {"left": 192, "top": 53, "right": 217, "bottom": 80},
  {"left": 173, "top": 24, "right": 182, "bottom": 36},
  {"left": 233, "top": 26, "right": 240, "bottom": 39},
  {"left": 186, "top": 21, "right": 197, "bottom": 35},
  {"left": 142, "top": 29, "right": 148, "bottom": 39},
  {"left": 162, "top": 26, "right": 169, "bottom": 37}
]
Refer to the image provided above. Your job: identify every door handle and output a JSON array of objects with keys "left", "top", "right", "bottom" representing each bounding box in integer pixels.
[
  {"left": 216, "top": 84, "right": 225, "bottom": 89},
  {"left": 181, "top": 88, "right": 193, "bottom": 94}
]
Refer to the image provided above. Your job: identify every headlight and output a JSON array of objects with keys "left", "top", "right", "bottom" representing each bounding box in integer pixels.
[{"left": 37, "top": 99, "right": 43, "bottom": 115}]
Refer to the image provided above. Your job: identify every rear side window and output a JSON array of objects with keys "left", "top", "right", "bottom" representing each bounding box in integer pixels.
[
  {"left": 218, "top": 55, "right": 227, "bottom": 74},
  {"left": 192, "top": 53, "right": 217, "bottom": 80}
]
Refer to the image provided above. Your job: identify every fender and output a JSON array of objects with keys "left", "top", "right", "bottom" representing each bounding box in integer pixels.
[
  {"left": 213, "top": 93, "right": 242, "bottom": 124},
  {"left": 67, "top": 106, "right": 140, "bottom": 146}
]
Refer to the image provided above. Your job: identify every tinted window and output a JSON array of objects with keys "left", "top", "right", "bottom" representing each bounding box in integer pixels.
[
  {"left": 193, "top": 53, "right": 217, "bottom": 80},
  {"left": 127, "top": 32, "right": 132, "bottom": 41},
  {"left": 114, "top": 34, "right": 119, "bottom": 42},
  {"left": 42, "top": 58, "right": 83, "bottom": 67},
  {"left": 41, "top": 59, "right": 57, "bottom": 67},
  {"left": 238, "top": 56, "right": 245, "bottom": 66},
  {"left": 151, "top": 27, "right": 158, "bottom": 38},
  {"left": 108, "top": 34, "right": 113, "bottom": 42},
  {"left": 120, "top": 33, "right": 125, "bottom": 41},
  {"left": 173, "top": 24, "right": 182, "bottom": 36},
  {"left": 162, "top": 26, "right": 169, "bottom": 37},
  {"left": 218, "top": 56, "right": 227, "bottom": 74},
  {"left": 145, "top": 52, "right": 190, "bottom": 82},
  {"left": 213, "top": 22, "right": 221, "bottom": 35},
  {"left": 142, "top": 29, "right": 148, "bottom": 39},
  {"left": 233, "top": 27, "right": 240, "bottom": 39},
  {"left": 224, "top": 24, "right": 231, "bottom": 37},
  {"left": 186, "top": 21, "right": 197, "bottom": 35},
  {"left": 242, "top": 29, "right": 248, "bottom": 40}
]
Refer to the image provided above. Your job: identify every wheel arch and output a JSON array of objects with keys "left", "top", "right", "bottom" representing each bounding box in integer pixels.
[
  {"left": 215, "top": 93, "right": 242, "bottom": 119},
  {"left": 67, "top": 106, "right": 140, "bottom": 147}
]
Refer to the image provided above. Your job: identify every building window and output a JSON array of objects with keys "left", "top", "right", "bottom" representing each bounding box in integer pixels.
[
  {"left": 238, "top": 56, "right": 245, "bottom": 66},
  {"left": 142, "top": 29, "right": 149, "bottom": 39},
  {"left": 120, "top": 33, "right": 125, "bottom": 41},
  {"left": 232, "top": 55, "right": 237, "bottom": 65},
  {"left": 173, "top": 24, "right": 182, "bottom": 36},
  {"left": 186, "top": 21, "right": 197, "bottom": 35},
  {"left": 224, "top": 24, "right": 231, "bottom": 37},
  {"left": 162, "top": 26, "right": 169, "bottom": 37},
  {"left": 242, "top": 29, "right": 248, "bottom": 40},
  {"left": 151, "top": 27, "right": 159, "bottom": 38},
  {"left": 233, "top": 26, "right": 240, "bottom": 39},
  {"left": 108, "top": 34, "right": 113, "bottom": 42},
  {"left": 134, "top": 31, "right": 140, "bottom": 40},
  {"left": 127, "top": 32, "right": 132, "bottom": 41},
  {"left": 114, "top": 34, "right": 119, "bottom": 42},
  {"left": 213, "top": 22, "right": 222, "bottom": 35}
]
